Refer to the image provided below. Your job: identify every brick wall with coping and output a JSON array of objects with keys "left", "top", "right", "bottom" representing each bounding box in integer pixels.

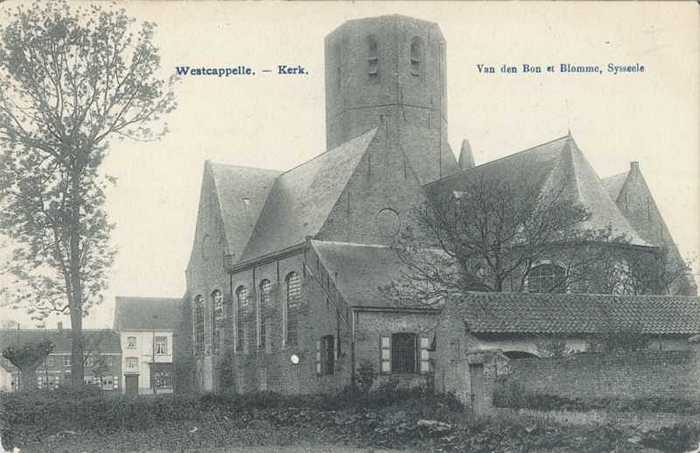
[{"left": 500, "top": 347, "right": 700, "bottom": 401}]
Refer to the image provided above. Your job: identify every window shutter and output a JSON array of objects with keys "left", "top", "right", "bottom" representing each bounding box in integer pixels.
[
  {"left": 380, "top": 336, "right": 391, "bottom": 374},
  {"left": 315, "top": 340, "right": 322, "bottom": 375},
  {"left": 419, "top": 336, "right": 430, "bottom": 374}
]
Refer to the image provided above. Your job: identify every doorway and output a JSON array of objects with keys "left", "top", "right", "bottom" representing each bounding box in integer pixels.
[
  {"left": 469, "top": 364, "right": 485, "bottom": 416},
  {"left": 125, "top": 374, "right": 138, "bottom": 395}
]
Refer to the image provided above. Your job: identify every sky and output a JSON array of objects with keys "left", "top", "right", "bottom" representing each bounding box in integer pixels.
[{"left": 1, "top": 1, "right": 698, "bottom": 329}]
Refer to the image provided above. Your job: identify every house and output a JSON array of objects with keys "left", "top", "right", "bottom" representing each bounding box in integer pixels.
[
  {"left": 0, "top": 326, "right": 122, "bottom": 392},
  {"left": 183, "top": 14, "right": 697, "bottom": 394},
  {"left": 113, "top": 297, "right": 182, "bottom": 395}
]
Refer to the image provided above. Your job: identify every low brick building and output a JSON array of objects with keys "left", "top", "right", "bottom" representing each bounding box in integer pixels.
[
  {"left": 182, "top": 14, "right": 696, "bottom": 395},
  {"left": 435, "top": 292, "right": 700, "bottom": 412},
  {"left": 0, "top": 327, "right": 122, "bottom": 392}
]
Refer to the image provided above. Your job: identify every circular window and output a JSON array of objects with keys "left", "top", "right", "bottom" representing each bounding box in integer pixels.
[{"left": 375, "top": 208, "right": 400, "bottom": 238}]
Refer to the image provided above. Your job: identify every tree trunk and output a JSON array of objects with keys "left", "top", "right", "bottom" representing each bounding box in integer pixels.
[
  {"left": 22, "top": 365, "right": 39, "bottom": 391},
  {"left": 69, "top": 169, "right": 84, "bottom": 386}
]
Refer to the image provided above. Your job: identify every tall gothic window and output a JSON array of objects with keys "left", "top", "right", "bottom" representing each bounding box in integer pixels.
[
  {"left": 194, "top": 295, "right": 205, "bottom": 353},
  {"left": 367, "top": 36, "right": 379, "bottom": 80},
  {"left": 211, "top": 290, "right": 224, "bottom": 354},
  {"left": 285, "top": 272, "right": 302, "bottom": 346},
  {"left": 235, "top": 286, "right": 249, "bottom": 352},
  {"left": 258, "top": 279, "right": 272, "bottom": 349},
  {"left": 528, "top": 263, "right": 567, "bottom": 293},
  {"left": 410, "top": 37, "right": 423, "bottom": 77}
]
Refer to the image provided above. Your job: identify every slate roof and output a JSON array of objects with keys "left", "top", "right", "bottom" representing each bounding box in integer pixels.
[
  {"left": 0, "top": 329, "right": 121, "bottom": 354},
  {"left": 238, "top": 128, "right": 378, "bottom": 262},
  {"left": 601, "top": 172, "right": 628, "bottom": 202},
  {"left": 113, "top": 297, "right": 182, "bottom": 331},
  {"left": 312, "top": 240, "right": 406, "bottom": 307},
  {"left": 208, "top": 162, "right": 281, "bottom": 258},
  {"left": 427, "top": 135, "right": 647, "bottom": 245},
  {"left": 449, "top": 292, "right": 700, "bottom": 335}
]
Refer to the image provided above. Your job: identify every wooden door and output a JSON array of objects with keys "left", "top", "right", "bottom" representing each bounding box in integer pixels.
[
  {"left": 469, "top": 364, "right": 485, "bottom": 416},
  {"left": 125, "top": 375, "right": 138, "bottom": 395}
]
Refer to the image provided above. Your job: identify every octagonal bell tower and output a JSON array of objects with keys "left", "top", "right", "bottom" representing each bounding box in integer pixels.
[{"left": 325, "top": 15, "right": 449, "bottom": 157}]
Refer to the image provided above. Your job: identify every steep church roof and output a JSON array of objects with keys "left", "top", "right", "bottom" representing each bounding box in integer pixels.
[
  {"left": 601, "top": 171, "right": 628, "bottom": 201},
  {"left": 208, "top": 162, "right": 281, "bottom": 257},
  {"left": 427, "top": 135, "right": 648, "bottom": 245},
  {"left": 238, "top": 128, "right": 378, "bottom": 263}
]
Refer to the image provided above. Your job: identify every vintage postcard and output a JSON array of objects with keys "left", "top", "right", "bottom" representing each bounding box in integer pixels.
[{"left": 0, "top": 1, "right": 698, "bottom": 452}]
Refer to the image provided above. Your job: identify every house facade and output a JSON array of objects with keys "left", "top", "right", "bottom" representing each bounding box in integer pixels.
[
  {"left": 0, "top": 327, "right": 122, "bottom": 392},
  {"left": 113, "top": 297, "right": 181, "bottom": 395},
  {"left": 183, "top": 14, "right": 697, "bottom": 394}
]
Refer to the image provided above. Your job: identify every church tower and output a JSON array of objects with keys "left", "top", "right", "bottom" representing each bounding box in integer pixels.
[{"left": 325, "top": 15, "right": 459, "bottom": 183}]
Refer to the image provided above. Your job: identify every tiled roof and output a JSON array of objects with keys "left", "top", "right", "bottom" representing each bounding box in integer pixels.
[
  {"left": 238, "top": 129, "right": 378, "bottom": 262},
  {"left": 113, "top": 297, "right": 182, "bottom": 331},
  {"left": 427, "top": 135, "right": 648, "bottom": 246},
  {"left": 449, "top": 292, "right": 700, "bottom": 335},
  {"left": 0, "top": 329, "right": 121, "bottom": 354},
  {"left": 208, "top": 162, "right": 281, "bottom": 258}
]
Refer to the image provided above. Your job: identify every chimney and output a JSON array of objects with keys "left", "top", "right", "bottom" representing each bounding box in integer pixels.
[
  {"left": 57, "top": 321, "right": 62, "bottom": 331},
  {"left": 630, "top": 161, "right": 640, "bottom": 172},
  {"left": 458, "top": 139, "right": 475, "bottom": 170}
]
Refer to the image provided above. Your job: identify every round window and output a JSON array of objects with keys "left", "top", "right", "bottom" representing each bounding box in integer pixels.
[{"left": 375, "top": 208, "right": 400, "bottom": 238}]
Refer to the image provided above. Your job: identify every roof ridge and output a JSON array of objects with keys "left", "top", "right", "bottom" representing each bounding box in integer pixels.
[
  {"left": 277, "top": 127, "right": 379, "bottom": 179},
  {"left": 461, "top": 292, "right": 699, "bottom": 301},
  {"left": 312, "top": 240, "right": 392, "bottom": 249},
  {"left": 426, "top": 134, "right": 570, "bottom": 187},
  {"left": 207, "top": 161, "right": 282, "bottom": 174},
  {"left": 602, "top": 170, "right": 629, "bottom": 181}
]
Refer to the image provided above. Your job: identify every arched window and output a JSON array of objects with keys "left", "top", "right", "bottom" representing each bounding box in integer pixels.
[
  {"left": 211, "top": 290, "right": 224, "bottom": 354},
  {"left": 367, "top": 35, "right": 379, "bottom": 79},
  {"left": 410, "top": 37, "right": 423, "bottom": 77},
  {"left": 193, "top": 295, "right": 205, "bottom": 353},
  {"left": 235, "top": 286, "right": 249, "bottom": 352},
  {"left": 528, "top": 263, "right": 567, "bottom": 293},
  {"left": 285, "top": 272, "right": 302, "bottom": 346},
  {"left": 258, "top": 279, "right": 272, "bottom": 349}
]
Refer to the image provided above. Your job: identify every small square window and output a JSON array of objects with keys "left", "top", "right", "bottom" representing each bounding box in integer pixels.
[{"left": 127, "top": 336, "right": 137, "bottom": 349}]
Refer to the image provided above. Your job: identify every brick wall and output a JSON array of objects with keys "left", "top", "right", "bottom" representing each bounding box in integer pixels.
[
  {"left": 354, "top": 309, "right": 438, "bottom": 389},
  {"left": 502, "top": 348, "right": 700, "bottom": 401}
]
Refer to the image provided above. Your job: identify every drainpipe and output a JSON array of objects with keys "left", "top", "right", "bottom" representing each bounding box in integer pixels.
[{"left": 350, "top": 309, "right": 356, "bottom": 387}]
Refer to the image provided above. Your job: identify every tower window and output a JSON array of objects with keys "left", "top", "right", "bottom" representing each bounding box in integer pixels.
[
  {"left": 367, "top": 36, "right": 379, "bottom": 79},
  {"left": 410, "top": 37, "right": 423, "bottom": 77}
]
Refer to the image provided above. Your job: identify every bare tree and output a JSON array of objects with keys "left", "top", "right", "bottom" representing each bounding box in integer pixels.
[
  {"left": 0, "top": 1, "right": 177, "bottom": 384},
  {"left": 381, "top": 170, "right": 665, "bottom": 305}
]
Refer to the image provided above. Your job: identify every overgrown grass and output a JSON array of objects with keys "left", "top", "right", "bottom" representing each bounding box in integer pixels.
[
  {"left": 3, "top": 384, "right": 700, "bottom": 452},
  {"left": 493, "top": 380, "right": 700, "bottom": 415}
]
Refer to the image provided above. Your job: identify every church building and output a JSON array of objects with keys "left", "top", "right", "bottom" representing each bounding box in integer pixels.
[{"left": 183, "top": 15, "right": 697, "bottom": 394}]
